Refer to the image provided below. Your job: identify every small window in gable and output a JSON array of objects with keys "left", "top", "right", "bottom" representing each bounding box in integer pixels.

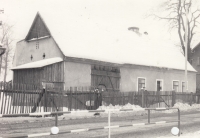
[{"left": 36, "top": 40, "right": 39, "bottom": 49}]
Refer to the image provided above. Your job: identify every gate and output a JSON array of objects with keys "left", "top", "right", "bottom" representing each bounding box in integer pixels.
[
  {"left": 63, "top": 88, "right": 102, "bottom": 111},
  {"left": 143, "top": 91, "right": 171, "bottom": 108},
  {"left": 91, "top": 65, "right": 120, "bottom": 92}
]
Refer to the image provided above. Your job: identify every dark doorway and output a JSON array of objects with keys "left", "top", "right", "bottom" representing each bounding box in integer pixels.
[{"left": 156, "top": 80, "right": 163, "bottom": 91}]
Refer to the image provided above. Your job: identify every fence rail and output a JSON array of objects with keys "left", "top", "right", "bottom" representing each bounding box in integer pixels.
[{"left": 0, "top": 82, "right": 200, "bottom": 114}]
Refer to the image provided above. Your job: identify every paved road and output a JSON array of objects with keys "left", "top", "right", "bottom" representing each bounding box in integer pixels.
[{"left": 1, "top": 110, "right": 200, "bottom": 138}]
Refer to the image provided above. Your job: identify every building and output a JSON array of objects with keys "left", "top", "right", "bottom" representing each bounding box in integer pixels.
[
  {"left": 189, "top": 42, "right": 200, "bottom": 91},
  {"left": 12, "top": 12, "right": 196, "bottom": 92}
]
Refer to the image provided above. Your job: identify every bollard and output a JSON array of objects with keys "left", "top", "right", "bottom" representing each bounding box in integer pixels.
[
  {"left": 148, "top": 110, "right": 150, "bottom": 124},
  {"left": 108, "top": 110, "right": 111, "bottom": 138},
  {"left": 55, "top": 113, "right": 58, "bottom": 127},
  {"left": 178, "top": 108, "right": 180, "bottom": 136}
]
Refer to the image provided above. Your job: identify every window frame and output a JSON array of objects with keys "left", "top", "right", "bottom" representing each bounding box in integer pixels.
[
  {"left": 181, "top": 81, "right": 188, "bottom": 92},
  {"left": 137, "top": 77, "right": 146, "bottom": 91},
  {"left": 172, "top": 80, "right": 180, "bottom": 92},
  {"left": 156, "top": 79, "right": 164, "bottom": 91}
]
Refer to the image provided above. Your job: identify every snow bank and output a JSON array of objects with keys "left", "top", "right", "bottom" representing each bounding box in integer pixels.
[
  {"left": 158, "top": 130, "right": 200, "bottom": 138},
  {"left": 174, "top": 102, "right": 200, "bottom": 110},
  {"left": 163, "top": 102, "right": 200, "bottom": 113},
  {"left": 97, "top": 102, "right": 200, "bottom": 114},
  {"left": 97, "top": 103, "right": 144, "bottom": 112}
]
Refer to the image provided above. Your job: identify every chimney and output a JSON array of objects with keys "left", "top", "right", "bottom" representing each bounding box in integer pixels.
[
  {"left": 128, "top": 27, "right": 141, "bottom": 36},
  {"left": 128, "top": 27, "right": 139, "bottom": 32}
]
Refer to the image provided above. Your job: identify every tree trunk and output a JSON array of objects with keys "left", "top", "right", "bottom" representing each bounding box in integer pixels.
[
  {"left": 0, "top": 56, "right": 2, "bottom": 76},
  {"left": 3, "top": 51, "right": 8, "bottom": 82},
  {"left": 3, "top": 40, "right": 8, "bottom": 82}
]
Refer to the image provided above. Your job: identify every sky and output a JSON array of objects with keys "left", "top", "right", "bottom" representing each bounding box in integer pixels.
[
  {"left": 0, "top": 0, "right": 199, "bottom": 46},
  {"left": 0, "top": 0, "right": 200, "bottom": 81},
  {"left": 0, "top": 0, "right": 176, "bottom": 43}
]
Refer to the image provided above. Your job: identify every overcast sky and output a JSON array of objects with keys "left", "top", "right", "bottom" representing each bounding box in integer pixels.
[
  {"left": 0, "top": 0, "right": 179, "bottom": 43},
  {"left": 1, "top": 0, "right": 200, "bottom": 81}
]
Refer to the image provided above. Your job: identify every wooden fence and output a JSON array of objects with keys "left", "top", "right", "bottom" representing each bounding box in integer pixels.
[
  {"left": 0, "top": 82, "right": 63, "bottom": 114},
  {"left": 53, "top": 89, "right": 200, "bottom": 110},
  {"left": 102, "top": 91, "right": 200, "bottom": 108},
  {"left": 1, "top": 82, "right": 200, "bottom": 114}
]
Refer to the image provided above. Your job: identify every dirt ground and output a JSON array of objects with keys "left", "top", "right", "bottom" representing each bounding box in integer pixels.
[{"left": 1, "top": 109, "right": 200, "bottom": 138}]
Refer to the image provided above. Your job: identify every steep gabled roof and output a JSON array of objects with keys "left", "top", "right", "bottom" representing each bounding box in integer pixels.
[
  {"left": 25, "top": 12, "right": 51, "bottom": 41},
  {"left": 23, "top": 9, "right": 196, "bottom": 72}
]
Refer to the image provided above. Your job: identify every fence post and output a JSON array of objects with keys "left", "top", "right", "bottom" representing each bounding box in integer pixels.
[
  {"left": 70, "top": 87, "right": 72, "bottom": 111},
  {"left": 75, "top": 87, "right": 77, "bottom": 110},
  {"left": 89, "top": 88, "right": 92, "bottom": 110},
  {"left": 44, "top": 85, "right": 47, "bottom": 113},
  {"left": 158, "top": 91, "right": 160, "bottom": 107},
  {"left": 190, "top": 92, "right": 193, "bottom": 106},
  {"left": 142, "top": 88, "right": 144, "bottom": 108},
  {"left": 172, "top": 90, "right": 176, "bottom": 107}
]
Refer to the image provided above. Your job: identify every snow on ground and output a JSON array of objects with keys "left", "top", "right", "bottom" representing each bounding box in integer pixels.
[
  {"left": 97, "top": 103, "right": 144, "bottom": 112},
  {"left": 174, "top": 102, "right": 200, "bottom": 110},
  {"left": 96, "top": 103, "right": 200, "bottom": 137},
  {"left": 162, "top": 102, "right": 200, "bottom": 113},
  {"left": 97, "top": 102, "right": 200, "bottom": 113},
  {"left": 157, "top": 130, "right": 200, "bottom": 138}
]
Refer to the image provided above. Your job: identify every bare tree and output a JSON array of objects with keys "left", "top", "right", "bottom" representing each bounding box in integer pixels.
[
  {"left": 0, "top": 23, "right": 13, "bottom": 81},
  {"left": 149, "top": 0, "right": 200, "bottom": 59},
  {"left": 3, "top": 38, "right": 13, "bottom": 82}
]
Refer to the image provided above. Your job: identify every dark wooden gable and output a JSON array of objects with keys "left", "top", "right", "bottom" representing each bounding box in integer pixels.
[{"left": 25, "top": 13, "right": 51, "bottom": 41}]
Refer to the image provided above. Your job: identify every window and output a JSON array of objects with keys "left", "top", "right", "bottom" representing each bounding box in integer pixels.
[
  {"left": 182, "top": 81, "right": 188, "bottom": 92},
  {"left": 173, "top": 81, "right": 179, "bottom": 92},
  {"left": 36, "top": 40, "right": 39, "bottom": 49},
  {"left": 182, "top": 82, "right": 185, "bottom": 92},
  {"left": 138, "top": 78, "right": 146, "bottom": 91}
]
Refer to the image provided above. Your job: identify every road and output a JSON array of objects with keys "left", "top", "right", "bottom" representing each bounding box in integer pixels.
[{"left": 0, "top": 110, "right": 200, "bottom": 138}]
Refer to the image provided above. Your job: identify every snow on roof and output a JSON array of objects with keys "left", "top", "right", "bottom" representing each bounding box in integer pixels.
[
  {"left": 11, "top": 57, "right": 63, "bottom": 70},
  {"left": 22, "top": 1, "right": 196, "bottom": 72}
]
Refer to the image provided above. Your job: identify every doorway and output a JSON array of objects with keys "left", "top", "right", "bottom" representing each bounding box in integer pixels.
[{"left": 156, "top": 80, "right": 163, "bottom": 91}]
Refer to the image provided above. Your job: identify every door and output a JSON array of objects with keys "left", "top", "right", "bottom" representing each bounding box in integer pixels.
[{"left": 156, "top": 80, "right": 163, "bottom": 91}]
